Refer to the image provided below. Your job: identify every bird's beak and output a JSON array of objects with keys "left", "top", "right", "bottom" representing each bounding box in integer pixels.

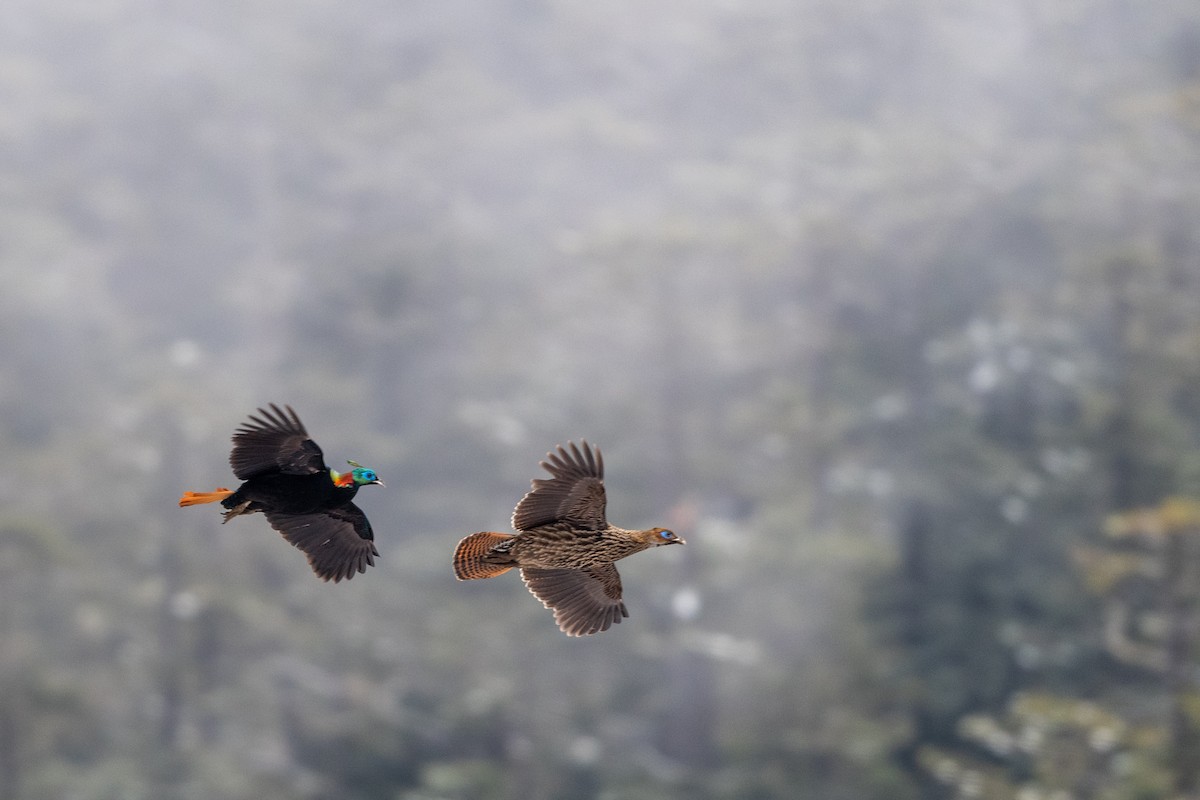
[
  {"left": 373, "top": 479, "right": 386, "bottom": 488},
  {"left": 669, "top": 536, "right": 685, "bottom": 545}
]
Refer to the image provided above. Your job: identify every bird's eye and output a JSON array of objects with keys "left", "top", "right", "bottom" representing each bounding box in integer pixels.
[
  {"left": 363, "top": 471, "right": 376, "bottom": 481},
  {"left": 659, "top": 529, "right": 675, "bottom": 539}
]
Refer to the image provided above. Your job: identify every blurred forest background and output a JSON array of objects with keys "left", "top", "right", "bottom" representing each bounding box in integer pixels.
[{"left": 4, "top": 0, "right": 1200, "bottom": 798}]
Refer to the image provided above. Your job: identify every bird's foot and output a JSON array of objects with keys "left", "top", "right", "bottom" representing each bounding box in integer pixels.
[{"left": 221, "top": 501, "right": 253, "bottom": 523}]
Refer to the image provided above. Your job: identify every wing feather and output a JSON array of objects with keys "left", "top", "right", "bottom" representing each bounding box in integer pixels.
[
  {"left": 511, "top": 440, "right": 607, "bottom": 531},
  {"left": 229, "top": 404, "right": 327, "bottom": 479},
  {"left": 520, "top": 564, "right": 628, "bottom": 636},
  {"left": 262, "top": 502, "right": 378, "bottom": 582}
]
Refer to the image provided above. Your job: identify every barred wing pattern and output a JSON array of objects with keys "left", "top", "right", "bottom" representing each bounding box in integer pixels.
[
  {"left": 521, "top": 564, "right": 629, "bottom": 636},
  {"left": 511, "top": 440, "right": 607, "bottom": 531}
]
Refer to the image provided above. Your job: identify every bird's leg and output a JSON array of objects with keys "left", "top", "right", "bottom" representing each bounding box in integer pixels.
[{"left": 221, "top": 500, "right": 254, "bottom": 523}]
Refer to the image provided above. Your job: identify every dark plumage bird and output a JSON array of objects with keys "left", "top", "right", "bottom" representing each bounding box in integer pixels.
[
  {"left": 179, "top": 404, "right": 383, "bottom": 582},
  {"left": 453, "top": 440, "right": 683, "bottom": 636}
]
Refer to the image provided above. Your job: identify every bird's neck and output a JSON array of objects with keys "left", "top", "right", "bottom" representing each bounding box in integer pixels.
[
  {"left": 602, "top": 527, "right": 655, "bottom": 560},
  {"left": 329, "top": 469, "right": 355, "bottom": 488}
]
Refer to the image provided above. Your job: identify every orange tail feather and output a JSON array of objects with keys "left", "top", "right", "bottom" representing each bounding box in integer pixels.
[
  {"left": 178, "top": 488, "right": 234, "bottom": 508},
  {"left": 453, "top": 532, "right": 515, "bottom": 580}
]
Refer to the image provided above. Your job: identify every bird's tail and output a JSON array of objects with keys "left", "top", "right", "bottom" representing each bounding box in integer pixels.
[
  {"left": 453, "top": 532, "right": 515, "bottom": 580},
  {"left": 178, "top": 488, "right": 234, "bottom": 508}
]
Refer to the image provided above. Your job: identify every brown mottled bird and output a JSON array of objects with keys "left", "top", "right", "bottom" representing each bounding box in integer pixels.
[{"left": 453, "top": 440, "right": 683, "bottom": 636}]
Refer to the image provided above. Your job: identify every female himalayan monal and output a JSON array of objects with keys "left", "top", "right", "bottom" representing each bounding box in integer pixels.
[
  {"left": 454, "top": 440, "right": 684, "bottom": 636},
  {"left": 180, "top": 403, "right": 383, "bottom": 582}
]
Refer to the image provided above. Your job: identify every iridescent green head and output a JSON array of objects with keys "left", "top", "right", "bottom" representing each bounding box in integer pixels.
[
  {"left": 347, "top": 460, "right": 384, "bottom": 486},
  {"left": 333, "top": 460, "right": 385, "bottom": 488}
]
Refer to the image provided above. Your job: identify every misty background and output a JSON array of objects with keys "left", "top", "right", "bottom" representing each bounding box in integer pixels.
[{"left": 5, "top": 0, "right": 1200, "bottom": 798}]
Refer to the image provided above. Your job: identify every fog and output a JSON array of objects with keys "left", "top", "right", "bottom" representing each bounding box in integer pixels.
[{"left": 4, "top": 0, "right": 1200, "bottom": 798}]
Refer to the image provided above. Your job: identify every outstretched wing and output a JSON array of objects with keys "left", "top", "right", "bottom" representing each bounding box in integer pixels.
[
  {"left": 520, "top": 564, "right": 628, "bottom": 636},
  {"left": 230, "top": 404, "right": 327, "bottom": 479},
  {"left": 262, "top": 503, "right": 379, "bottom": 582},
  {"left": 512, "top": 440, "right": 607, "bottom": 531}
]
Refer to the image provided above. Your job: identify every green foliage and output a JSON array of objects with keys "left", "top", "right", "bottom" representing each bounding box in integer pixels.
[{"left": 915, "top": 693, "right": 1174, "bottom": 800}]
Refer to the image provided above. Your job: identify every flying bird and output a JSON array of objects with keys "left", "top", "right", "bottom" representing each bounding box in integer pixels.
[
  {"left": 179, "top": 404, "right": 383, "bottom": 582},
  {"left": 453, "top": 440, "right": 683, "bottom": 636}
]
